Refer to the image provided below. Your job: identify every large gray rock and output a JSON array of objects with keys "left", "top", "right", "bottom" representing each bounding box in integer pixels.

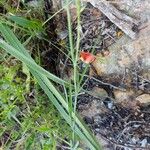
[{"left": 90, "top": 0, "right": 150, "bottom": 96}]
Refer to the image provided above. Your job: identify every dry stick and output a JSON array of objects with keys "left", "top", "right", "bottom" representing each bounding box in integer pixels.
[
  {"left": 84, "top": 74, "right": 126, "bottom": 91},
  {"left": 98, "top": 133, "right": 150, "bottom": 150},
  {"left": 117, "top": 121, "right": 150, "bottom": 143},
  {"left": 88, "top": 0, "right": 139, "bottom": 39}
]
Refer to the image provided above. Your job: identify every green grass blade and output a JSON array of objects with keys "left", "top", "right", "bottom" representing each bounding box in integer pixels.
[
  {"left": 8, "top": 15, "right": 42, "bottom": 31},
  {"left": 0, "top": 23, "right": 102, "bottom": 150},
  {"left": 0, "top": 23, "right": 32, "bottom": 57},
  {"left": 31, "top": 71, "right": 99, "bottom": 150},
  {"left": 0, "top": 39, "right": 67, "bottom": 85}
]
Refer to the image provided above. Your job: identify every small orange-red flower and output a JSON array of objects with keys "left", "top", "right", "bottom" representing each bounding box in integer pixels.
[{"left": 80, "top": 51, "right": 96, "bottom": 64}]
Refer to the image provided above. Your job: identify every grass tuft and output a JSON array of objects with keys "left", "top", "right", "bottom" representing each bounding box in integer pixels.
[{"left": 0, "top": 0, "right": 102, "bottom": 149}]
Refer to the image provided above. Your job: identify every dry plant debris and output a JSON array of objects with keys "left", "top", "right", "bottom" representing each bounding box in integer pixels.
[{"left": 85, "top": 0, "right": 139, "bottom": 39}]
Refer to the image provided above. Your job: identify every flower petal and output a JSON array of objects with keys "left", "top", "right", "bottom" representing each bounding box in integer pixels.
[{"left": 80, "top": 51, "right": 96, "bottom": 64}]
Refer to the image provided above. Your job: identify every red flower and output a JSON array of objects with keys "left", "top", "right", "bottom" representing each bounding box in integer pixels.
[{"left": 80, "top": 51, "right": 96, "bottom": 64}]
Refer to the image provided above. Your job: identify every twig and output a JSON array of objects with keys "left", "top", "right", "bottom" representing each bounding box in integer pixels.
[
  {"left": 124, "top": 120, "right": 150, "bottom": 128},
  {"left": 84, "top": 74, "right": 126, "bottom": 91},
  {"left": 98, "top": 132, "right": 150, "bottom": 150}
]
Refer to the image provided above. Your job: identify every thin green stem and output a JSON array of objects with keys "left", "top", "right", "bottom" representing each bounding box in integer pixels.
[
  {"left": 65, "top": 0, "right": 74, "bottom": 61},
  {"left": 42, "top": 1, "right": 73, "bottom": 26}
]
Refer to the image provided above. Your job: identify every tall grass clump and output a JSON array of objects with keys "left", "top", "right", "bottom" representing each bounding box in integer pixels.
[{"left": 0, "top": 0, "right": 102, "bottom": 149}]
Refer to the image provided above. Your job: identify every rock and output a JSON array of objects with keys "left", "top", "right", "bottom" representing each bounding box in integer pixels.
[
  {"left": 114, "top": 0, "right": 150, "bottom": 23},
  {"left": 102, "top": 97, "right": 114, "bottom": 109},
  {"left": 113, "top": 89, "right": 135, "bottom": 102},
  {"left": 120, "top": 99, "right": 141, "bottom": 110},
  {"left": 88, "top": 87, "right": 108, "bottom": 98},
  {"left": 79, "top": 99, "right": 107, "bottom": 118},
  {"left": 87, "top": 0, "right": 150, "bottom": 94},
  {"left": 136, "top": 94, "right": 150, "bottom": 104},
  {"left": 92, "top": 21, "right": 150, "bottom": 75}
]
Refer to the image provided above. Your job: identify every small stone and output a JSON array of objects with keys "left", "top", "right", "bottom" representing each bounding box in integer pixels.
[
  {"left": 83, "top": 116, "right": 94, "bottom": 124},
  {"left": 103, "top": 97, "right": 114, "bottom": 109},
  {"left": 140, "top": 138, "right": 147, "bottom": 147},
  {"left": 10, "top": 95, "right": 15, "bottom": 101},
  {"left": 88, "top": 87, "right": 108, "bottom": 98},
  {"left": 136, "top": 94, "right": 150, "bottom": 104},
  {"left": 113, "top": 89, "right": 134, "bottom": 102}
]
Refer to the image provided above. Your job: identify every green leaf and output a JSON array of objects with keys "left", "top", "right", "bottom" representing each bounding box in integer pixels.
[{"left": 8, "top": 15, "right": 42, "bottom": 31}]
